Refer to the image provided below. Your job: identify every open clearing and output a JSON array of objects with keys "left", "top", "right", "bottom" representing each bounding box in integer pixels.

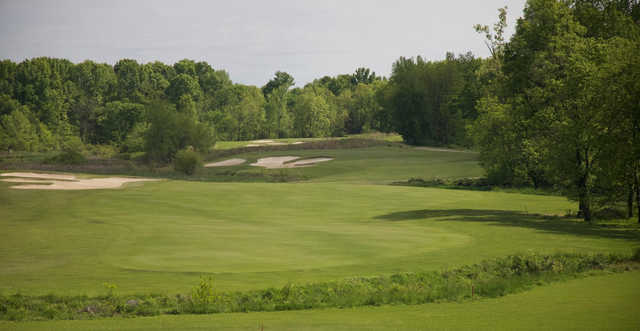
[{"left": 0, "top": 172, "right": 158, "bottom": 190}]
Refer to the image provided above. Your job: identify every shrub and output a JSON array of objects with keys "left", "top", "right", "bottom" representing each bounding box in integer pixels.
[
  {"left": 88, "top": 144, "right": 118, "bottom": 159},
  {"left": 1, "top": 252, "right": 636, "bottom": 321},
  {"left": 44, "top": 137, "right": 87, "bottom": 165},
  {"left": 633, "top": 247, "right": 640, "bottom": 262},
  {"left": 144, "top": 102, "right": 215, "bottom": 163},
  {"left": 174, "top": 147, "right": 202, "bottom": 175}
]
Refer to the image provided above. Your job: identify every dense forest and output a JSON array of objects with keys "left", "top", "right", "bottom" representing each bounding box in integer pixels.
[{"left": 1, "top": 0, "right": 639, "bottom": 221}]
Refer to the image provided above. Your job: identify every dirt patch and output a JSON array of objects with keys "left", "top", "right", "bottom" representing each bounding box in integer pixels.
[
  {"left": 0, "top": 172, "right": 159, "bottom": 190},
  {"left": 204, "top": 158, "right": 246, "bottom": 167},
  {"left": 250, "top": 156, "right": 333, "bottom": 169}
]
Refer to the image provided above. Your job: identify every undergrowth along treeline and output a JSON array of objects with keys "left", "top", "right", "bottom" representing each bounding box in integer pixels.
[{"left": 2, "top": 252, "right": 638, "bottom": 321}]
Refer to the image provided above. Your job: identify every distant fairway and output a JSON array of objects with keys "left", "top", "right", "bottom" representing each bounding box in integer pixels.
[
  {"left": 202, "top": 145, "right": 483, "bottom": 184},
  {"left": 1, "top": 146, "right": 638, "bottom": 297}
]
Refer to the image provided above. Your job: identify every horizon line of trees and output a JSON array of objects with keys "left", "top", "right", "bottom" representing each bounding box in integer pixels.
[{"left": 0, "top": 57, "right": 394, "bottom": 161}]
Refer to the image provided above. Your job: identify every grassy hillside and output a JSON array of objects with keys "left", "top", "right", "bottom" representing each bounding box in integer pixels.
[
  {"left": 1, "top": 142, "right": 639, "bottom": 329},
  {"left": 1, "top": 174, "right": 637, "bottom": 296},
  {"left": 202, "top": 145, "right": 482, "bottom": 184}
]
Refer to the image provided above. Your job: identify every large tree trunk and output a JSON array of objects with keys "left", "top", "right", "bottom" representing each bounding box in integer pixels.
[
  {"left": 628, "top": 184, "right": 635, "bottom": 219},
  {"left": 581, "top": 195, "right": 592, "bottom": 222},
  {"left": 635, "top": 173, "right": 640, "bottom": 224},
  {"left": 577, "top": 148, "right": 592, "bottom": 222}
]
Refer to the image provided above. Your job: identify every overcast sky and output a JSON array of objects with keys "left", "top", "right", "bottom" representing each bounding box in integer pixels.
[{"left": 0, "top": 0, "right": 526, "bottom": 87}]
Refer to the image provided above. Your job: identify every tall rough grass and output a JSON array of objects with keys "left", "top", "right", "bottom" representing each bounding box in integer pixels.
[{"left": 1, "top": 252, "right": 636, "bottom": 321}]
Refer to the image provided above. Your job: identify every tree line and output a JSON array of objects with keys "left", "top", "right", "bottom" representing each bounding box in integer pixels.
[
  {"left": 0, "top": 0, "right": 638, "bottom": 221},
  {"left": 470, "top": 0, "right": 640, "bottom": 222},
  {"left": 0, "top": 58, "right": 397, "bottom": 160}
]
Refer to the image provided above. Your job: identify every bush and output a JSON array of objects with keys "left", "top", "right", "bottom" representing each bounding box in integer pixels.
[
  {"left": 174, "top": 147, "right": 202, "bottom": 175},
  {"left": 1, "top": 252, "right": 636, "bottom": 321},
  {"left": 144, "top": 102, "right": 215, "bottom": 163},
  {"left": 44, "top": 137, "right": 87, "bottom": 165},
  {"left": 87, "top": 144, "right": 118, "bottom": 159},
  {"left": 632, "top": 247, "right": 640, "bottom": 262}
]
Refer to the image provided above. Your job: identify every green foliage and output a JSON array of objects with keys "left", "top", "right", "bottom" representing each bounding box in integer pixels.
[
  {"left": 96, "top": 101, "right": 145, "bottom": 144},
  {"left": 291, "top": 88, "right": 333, "bottom": 138},
  {"left": 121, "top": 122, "right": 149, "bottom": 153},
  {"left": 473, "top": 0, "right": 640, "bottom": 221},
  {"left": 340, "top": 84, "right": 378, "bottom": 134},
  {"left": 0, "top": 107, "right": 39, "bottom": 152},
  {"left": 351, "top": 67, "right": 378, "bottom": 85},
  {"left": 381, "top": 53, "right": 481, "bottom": 146},
  {"left": 44, "top": 136, "right": 87, "bottom": 165},
  {"left": 144, "top": 102, "right": 215, "bottom": 163},
  {"left": 0, "top": 253, "right": 634, "bottom": 321},
  {"left": 262, "top": 71, "right": 294, "bottom": 96},
  {"left": 0, "top": 56, "right": 395, "bottom": 157},
  {"left": 166, "top": 73, "right": 202, "bottom": 104},
  {"left": 174, "top": 147, "right": 203, "bottom": 175}
]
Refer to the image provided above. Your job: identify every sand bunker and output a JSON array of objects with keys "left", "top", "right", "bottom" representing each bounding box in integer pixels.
[
  {"left": 250, "top": 156, "right": 333, "bottom": 169},
  {"left": 289, "top": 158, "right": 333, "bottom": 167},
  {"left": 204, "top": 158, "right": 246, "bottom": 167},
  {"left": 0, "top": 172, "right": 158, "bottom": 190},
  {"left": 1, "top": 172, "right": 76, "bottom": 180},
  {"left": 246, "top": 140, "right": 304, "bottom": 147}
]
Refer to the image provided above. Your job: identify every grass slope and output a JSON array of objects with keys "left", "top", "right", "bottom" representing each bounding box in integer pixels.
[
  {"left": 203, "top": 146, "right": 482, "bottom": 184},
  {"left": 4, "top": 270, "right": 639, "bottom": 330},
  {"left": 1, "top": 176, "right": 637, "bottom": 295}
]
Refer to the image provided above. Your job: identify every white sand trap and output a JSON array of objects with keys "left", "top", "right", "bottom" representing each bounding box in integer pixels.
[
  {"left": 288, "top": 157, "right": 333, "bottom": 167},
  {"left": 251, "top": 156, "right": 300, "bottom": 169},
  {"left": 245, "top": 140, "right": 305, "bottom": 147},
  {"left": 1, "top": 172, "right": 76, "bottom": 180},
  {"left": 204, "top": 158, "right": 246, "bottom": 167},
  {"left": 1, "top": 178, "right": 57, "bottom": 184},
  {"left": 1, "top": 172, "right": 158, "bottom": 190},
  {"left": 250, "top": 156, "right": 333, "bottom": 169}
]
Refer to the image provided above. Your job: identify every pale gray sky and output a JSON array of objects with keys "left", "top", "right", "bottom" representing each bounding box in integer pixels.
[{"left": 0, "top": 0, "right": 526, "bottom": 86}]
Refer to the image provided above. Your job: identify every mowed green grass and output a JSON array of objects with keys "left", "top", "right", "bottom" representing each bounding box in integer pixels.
[
  {"left": 1, "top": 147, "right": 638, "bottom": 296},
  {"left": 4, "top": 270, "right": 639, "bottom": 330},
  {"left": 203, "top": 145, "right": 483, "bottom": 184},
  {"left": 2, "top": 145, "right": 640, "bottom": 329}
]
